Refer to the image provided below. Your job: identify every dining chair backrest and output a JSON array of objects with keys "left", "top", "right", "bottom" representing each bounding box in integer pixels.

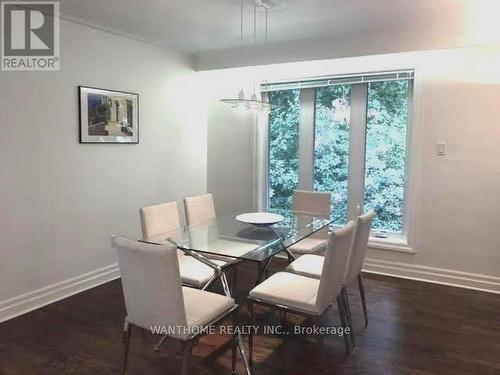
[
  {"left": 315, "top": 220, "right": 356, "bottom": 313},
  {"left": 344, "top": 210, "right": 375, "bottom": 286},
  {"left": 140, "top": 201, "right": 180, "bottom": 239},
  {"left": 112, "top": 236, "right": 187, "bottom": 330},
  {"left": 293, "top": 190, "right": 331, "bottom": 217},
  {"left": 293, "top": 190, "right": 332, "bottom": 241},
  {"left": 184, "top": 193, "right": 216, "bottom": 226}
]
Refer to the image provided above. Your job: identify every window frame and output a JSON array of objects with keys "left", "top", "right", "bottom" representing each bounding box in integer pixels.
[{"left": 257, "top": 71, "right": 419, "bottom": 254}]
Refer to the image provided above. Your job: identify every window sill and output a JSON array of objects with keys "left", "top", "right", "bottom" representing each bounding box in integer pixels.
[
  {"left": 368, "top": 235, "right": 416, "bottom": 254},
  {"left": 328, "top": 225, "right": 416, "bottom": 254}
]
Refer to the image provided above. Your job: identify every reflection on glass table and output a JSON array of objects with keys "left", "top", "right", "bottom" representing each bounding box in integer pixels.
[{"left": 141, "top": 208, "right": 332, "bottom": 298}]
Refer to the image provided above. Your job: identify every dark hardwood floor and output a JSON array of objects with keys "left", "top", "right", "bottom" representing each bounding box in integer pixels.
[{"left": 1, "top": 260, "right": 499, "bottom": 375}]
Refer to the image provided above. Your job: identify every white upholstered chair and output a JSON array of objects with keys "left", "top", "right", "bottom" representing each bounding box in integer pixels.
[
  {"left": 247, "top": 221, "right": 357, "bottom": 363},
  {"left": 342, "top": 210, "right": 375, "bottom": 325},
  {"left": 112, "top": 236, "right": 249, "bottom": 375},
  {"left": 183, "top": 193, "right": 216, "bottom": 226},
  {"left": 140, "top": 201, "right": 225, "bottom": 289},
  {"left": 285, "top": 210, "right": 375, "bottom": 326},
  {"left": 288, "top": 190, "right": 332, "bottom": 256},
  {"left": 183, "top": 193, "right": 243, "bottom": 295}
]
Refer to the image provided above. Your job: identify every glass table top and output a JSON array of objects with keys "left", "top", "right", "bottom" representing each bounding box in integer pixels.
[{"left": 142, "top": 208, "right": 332, "bottom": 263}]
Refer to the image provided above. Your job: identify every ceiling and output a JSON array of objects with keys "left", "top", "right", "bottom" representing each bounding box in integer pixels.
[{"left": 58, "top": 0, "right": 482, "bottom": 54}]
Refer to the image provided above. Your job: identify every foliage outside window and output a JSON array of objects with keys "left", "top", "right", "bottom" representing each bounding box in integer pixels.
[
  {"left": 365, "top": 81, "right": 409, "bottom": 232},
  {"left": 314, "top": 85, "right": 351, "bottom": 225},
  {"left": 267, "top": 75, "right": 412, "bottom": 234},
  {"left": 268, "top": 90, "right": 300, "bottom": 211}
]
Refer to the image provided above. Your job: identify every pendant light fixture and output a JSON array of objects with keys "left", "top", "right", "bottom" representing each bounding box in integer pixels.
[{"left": 220, "top": 0, "right": 271, "bottom": 113}]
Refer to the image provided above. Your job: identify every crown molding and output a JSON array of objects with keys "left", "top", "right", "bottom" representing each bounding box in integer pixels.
[
  {"left": 9, "top": 1, "right": 178, "bottom": 52},
  {"left": 58, "top": 11, "right": 174, "bottom": 51}
]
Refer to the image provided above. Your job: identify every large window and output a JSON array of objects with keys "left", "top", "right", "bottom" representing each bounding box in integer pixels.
[{"left": 265, "top": 71, "right": 413, "bottom": 235}]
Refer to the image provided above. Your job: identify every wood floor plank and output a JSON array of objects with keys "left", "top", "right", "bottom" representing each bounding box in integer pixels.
[{"left": 0, "top": 261, "right": 499, "bottom": 374}]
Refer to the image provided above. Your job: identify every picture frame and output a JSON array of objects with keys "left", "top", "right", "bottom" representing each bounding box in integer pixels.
[{"left": 78, "top": 86, "right": 139, "bottom": 144}]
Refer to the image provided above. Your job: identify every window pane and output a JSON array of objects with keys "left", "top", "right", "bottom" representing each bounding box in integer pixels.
[
  {"left": 313, "top": 85, "right": 351, "bottom": 224},
  {"left": 268, "top": 89, "right": 300, "bottom": 210},
  {"left": 364, "top": 80, "right": 409, "bottom": 232}
]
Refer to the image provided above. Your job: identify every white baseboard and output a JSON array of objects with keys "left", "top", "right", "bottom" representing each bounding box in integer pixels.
[
  {"left": 363, "top": 258, "right": 500, "bottom": 294},
  {"left": 2, "top": 258, "right": 498, "bottom": 324},
  {"left": 0, "top": 263, "right": 120, "bottom": 323}
]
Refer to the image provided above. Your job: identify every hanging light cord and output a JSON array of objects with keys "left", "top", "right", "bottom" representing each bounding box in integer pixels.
[
  {"left": 265, "top": 8, "right": 268, "bottom": 44},
  {"left": 252, "top": 2, "right": 257, "bottom": 96},
  {"left": 220, "top": 0, "right": 271, "bottom": 112},
  {"left": 253, "top": 2, "right": 257, "bottom": 46}
]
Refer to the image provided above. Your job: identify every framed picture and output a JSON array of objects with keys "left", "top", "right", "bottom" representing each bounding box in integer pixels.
[{"left": 79, "top": 86, "right": 139, "bottom": 144}]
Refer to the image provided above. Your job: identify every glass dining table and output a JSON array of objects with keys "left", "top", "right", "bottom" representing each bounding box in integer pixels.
[{"left": 141, "top": 208, "right": 332, "bottom": 298}]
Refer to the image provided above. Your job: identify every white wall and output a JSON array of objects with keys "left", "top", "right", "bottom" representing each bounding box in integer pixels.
[
  {"left": 207, "top": 102, "right": 255, "bottom": 214},
  {"left": 204, "top": 46, "right": 500, "bottom": 292},
  {"left": 0, "top": 20, "right": 207, "bottom": 320},
  {"left": 196, "top": 73, "right": 258, "bottom": 215}
]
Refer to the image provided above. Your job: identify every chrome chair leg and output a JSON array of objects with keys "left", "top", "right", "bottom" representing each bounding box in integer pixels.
[
  {"left": 248, "top": 301, "right": 255, "bottom": 369},
  {"left": 237, "top": 333, "right": 251, "bottom": 375},
  {"left": 122, "top": 323, "right": 132, "bottom": 375},
  {"left": 315, "top": 317, "right": 326, "bottom": 369},
  {"left": 179, "top": 341, "right": 192, "bottom": 375},
  {"left": 336, "top": 296, "right": 351, "bottom": 354},
  {"left": 231, "top": 309, "right": 238, "bottom": 374},
  {"left": 357, "top": 273, "right": 368, "bottom": 325},
  {"left": 341, "top": 287, "right": 355, "bottom": 347},
  {"left": 231, "top": 336, "right": 238, "bottom": 374}
]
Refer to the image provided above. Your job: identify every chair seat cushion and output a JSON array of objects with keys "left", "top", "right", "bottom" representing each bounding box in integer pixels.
[
  {"left": 285, "top": 254, "right": 324, "bottom": 279},
  {"left": 288, "top": 238, "right": 327, "bottom": 255},
  {"left": 177, "top": 250, "right": 226, "bottom": 288},
  {"left": 183, "top": 287, "right": 235, "bottom": 331},
  {"left": 249, "top": 272, "right": 320, "bottom": 315}
]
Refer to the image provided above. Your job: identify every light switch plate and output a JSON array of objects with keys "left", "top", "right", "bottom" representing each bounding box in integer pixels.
[{"left": 436, "top": 142, "right": 446, "bottom": 156}]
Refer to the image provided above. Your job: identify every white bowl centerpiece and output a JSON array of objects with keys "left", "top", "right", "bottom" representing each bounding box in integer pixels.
[{"left": 235, "top": 212, "right": 285, "bottom": 227}]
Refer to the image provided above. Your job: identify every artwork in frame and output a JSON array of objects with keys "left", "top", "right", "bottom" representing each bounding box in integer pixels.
[{"left": 79, "top": 86, "right": 139, "bottom": 144}]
